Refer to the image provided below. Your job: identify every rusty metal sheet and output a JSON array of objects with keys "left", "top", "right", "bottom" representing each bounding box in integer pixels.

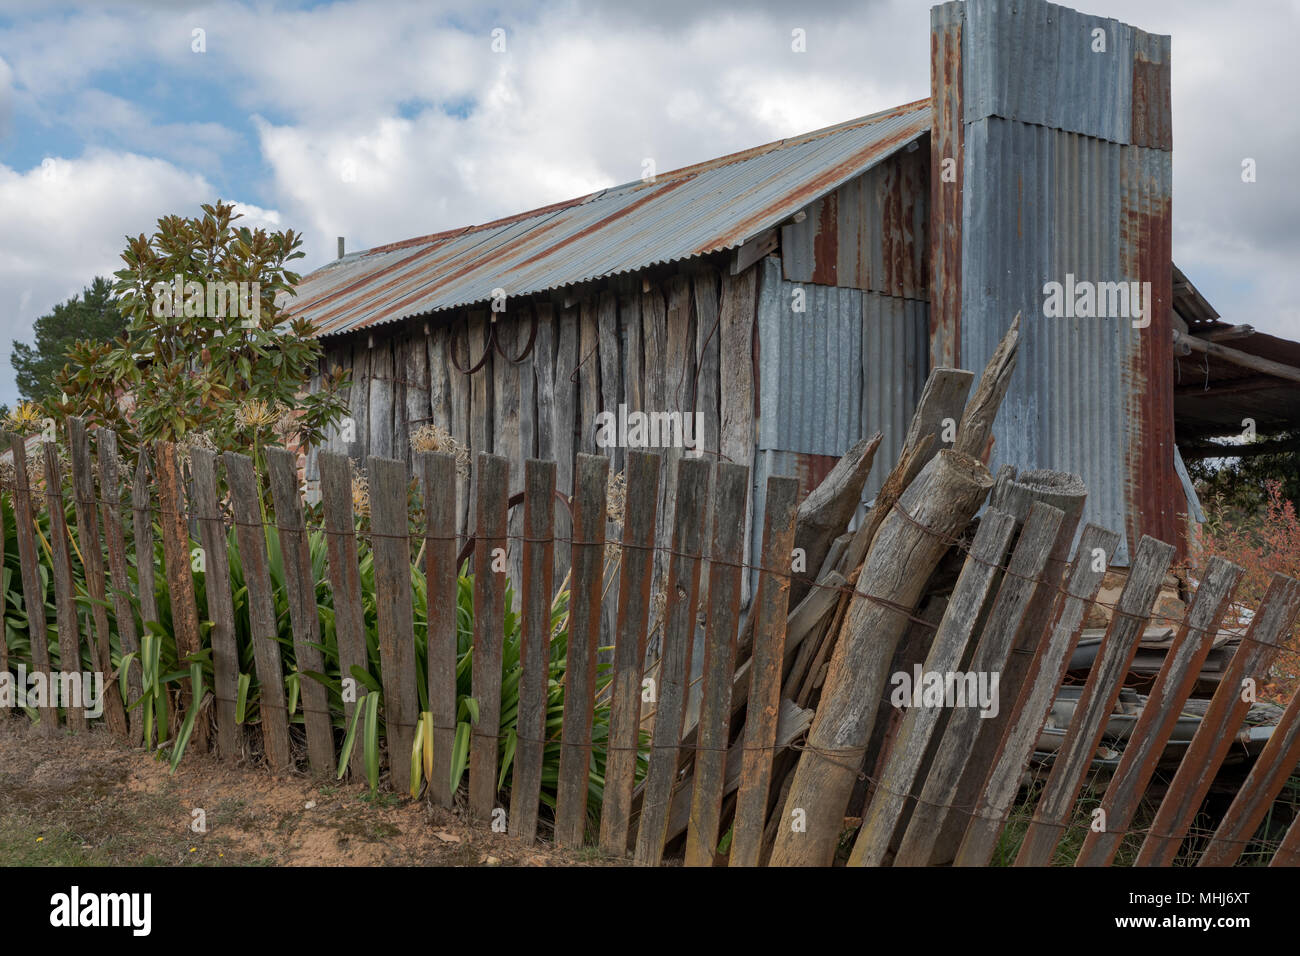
[
  {"left": 961, "top": 0, "right": 1169, "bottom": 150},
  {"left": 286, "top": 100, "right": 930, "bottom": 338},
  {"left": 779, "top": 142, "right": 929, "bottom": 300},
  {"left": 755, "top": 257, "right": 927, "bottom": 496},
  {"left": 929, "top": 0, "right": 964, "bottom": 370},
  {"left": 960, "top": 115, "right": 1174, "bottom": 565}
]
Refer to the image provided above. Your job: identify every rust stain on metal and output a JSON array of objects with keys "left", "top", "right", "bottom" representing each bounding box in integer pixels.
[
  {"left": 811, "top": 191, "right": 839, "bottom": 286},
  {"left": 1124, "top": 192, "right": 1180, "bottom": 557},
  {"left": 1131, "top": 54, "right": 1173, "bottom": 151},
  {"left": 929, "top": 14, "right": 963, "bottom": 368}
]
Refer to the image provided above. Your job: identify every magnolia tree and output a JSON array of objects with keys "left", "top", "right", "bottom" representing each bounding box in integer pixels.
[{"left": 47, "top": 201, "right": 348, "bottom": 465}]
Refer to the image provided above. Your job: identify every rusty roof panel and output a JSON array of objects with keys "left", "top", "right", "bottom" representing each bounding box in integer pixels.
[
  {"left": 287, "top": 100, "right": 931, "bottom": 338},
  {"left": 961, "top": 0, "right": 1169, "bottom": 150},
  {"left": 780, "top": 141, "right": 930, "bottom": 300}
]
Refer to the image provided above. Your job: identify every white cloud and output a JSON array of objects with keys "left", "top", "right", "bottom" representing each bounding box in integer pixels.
[{"left": 0, "top": 150, "right": 268, "bottom": 406}]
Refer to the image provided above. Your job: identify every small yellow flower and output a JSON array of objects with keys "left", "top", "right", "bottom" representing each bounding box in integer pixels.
[
  {"left": 189, "top": 847, "right": 197, "bottom": 853},
  {"left": 35, "top": 836, "right": 43, "bottom": 843}
]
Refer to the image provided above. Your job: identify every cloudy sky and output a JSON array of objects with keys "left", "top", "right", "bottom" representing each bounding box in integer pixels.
[{"left": 0, "top": 0, "right": 1295, "bottom": 407}]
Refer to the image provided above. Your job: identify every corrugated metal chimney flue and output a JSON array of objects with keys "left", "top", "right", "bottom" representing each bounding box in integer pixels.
[
  {"left": 337, "top": 236, "right": 345, "bottom": 259},
  {"left": 928, "top": 0, "right": 1175, "bottom": 565}
]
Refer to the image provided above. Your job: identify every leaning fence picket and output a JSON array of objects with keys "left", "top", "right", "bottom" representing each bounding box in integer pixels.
[
  {"left": 188, "top": 447, "right": 241, "bottom": 758},
  {"left": 895, "top": 500, "right": 1064, "bottom": 866},
  {"left": 1200, "top": 678, "right": 1300, "bottom": 866},
  {"left": 320, "top": 451, "right": 370, "bottom": 780},
  {"left": 469, "top": 453, "right": 509, "bottom": 822},
  {"left": 730, "top": 475, "right": 799, "bottom": 867},
  {"left": 1013, "top": 534, "right": 1175, "bottom": 866},
  {"left": 97, "top": 429, "right": 145, "bottom": 745},
  {"left": 554, "top": 454, "right": 609, "bottom": 847},
  {"left": 369, "top": 456, "right": 421, "bottom": 796},
  {"left": 419, "top": 451, "right": 460, "bottom": 807},
  {"left": 509, "top": 458, "right": 557, "bottom": 843},
  {"left": 224, "top": 451, "right": 293, "bottom": 771},
  {"left": 268, "top": 447, "right": 336, "bottom": 776},
  {"left": 44, "top": 442, "right": 85, "bottom": 731},
  {"left": 10, "top": 436, "right": 57, "bottom": 733},
  {"left": 683, "top": 462, "right": 749, "bottom": 867},
  {"left": 599, "top": 449, "right": 660, "bottom": 856},
  {"left": 849, "top": 508, "right": 1018, "bottom": 867},
  {"left": 955, "top": 524, "right": 1121, "bottom": 866},
  {"left": 1074, "top": 555, "right": 1244, "bottom": 866},
  {"left": 1136, "top": 572, "right": 1300, "bottom": 866},
  {"left": 634, "top": 456, "right": 711, "bottom": 866},
  {"left": 68, "top": 418, "right": 127, "bottom": 737}
]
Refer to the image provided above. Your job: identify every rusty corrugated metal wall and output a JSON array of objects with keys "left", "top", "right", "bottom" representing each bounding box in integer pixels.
[
  {"left": 753, "top": 252, "right": 929, "bottom": 582},
  {"left": 932, "top": 0, "right": 1179, "bottom": 564}
]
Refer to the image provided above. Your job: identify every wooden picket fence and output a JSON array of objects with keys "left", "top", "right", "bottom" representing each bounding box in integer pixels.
[{"left": 6, "top": 415, "right": 1300, "bottom": 867}]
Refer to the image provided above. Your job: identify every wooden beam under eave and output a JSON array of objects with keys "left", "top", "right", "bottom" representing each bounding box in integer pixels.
[{"left": 1175, "top": 331, "right": 1300, "bottom": 385}]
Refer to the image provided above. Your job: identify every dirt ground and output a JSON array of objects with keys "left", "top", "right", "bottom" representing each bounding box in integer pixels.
[{"left": 0, "top": 719, "right": 608, "bottom": 867}]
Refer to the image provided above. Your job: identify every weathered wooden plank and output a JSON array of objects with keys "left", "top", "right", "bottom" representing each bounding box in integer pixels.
[
  {"left": 447, "top": 316, "right": 472, "bottom": 539},
  {"left": 418, "top": 451, "right": 459, "bottom": 806},
  {"left": 509, "top": 459, "right": 556, "bottom": 843},
  {"left": 684, "top": 462, "right": 749, "bottom": 866},
  {"left": 368, "top": 455, "right": 420, "bottom": 795},
  {"left": 597, "top": 291, "right": 623, "bottom": 473},
  {"left": 155, "top": 441, "right": 204, "bottom": 747},
  {"left": 131, "top": 455, "right": 160, "bottom": 640},
  {"left": 554, "top": 454, "right": 609, "bottom": 847},
  {"left": 769, "top": 450, "right": 993, "bottom": 867},
  {"left": 467, "top": 312, "right": 492, "bottom": 532},
  {"left": 96, "top": 429, "right": 144, "bottom": 744},
  {"left": 428, "top": 323, "right": 452, "bottom": 434},
  {"left": 266, "top": 447, "right": 335, "bottom": 776},
  {"left": 552, "top": 305, "right": 578, "bottom": 583},
  {"left": 349, "top": 335, "right": 372, "bottom": 458},
  {"left": 368, "top": 335, "right": 395, "bottom": 460},
  {"left": 1075, "top": 556, "right": 1243, "bottom": 867},
  {"left": 189, "top": 447, "right": 241, "bottom": 758},
  {"left": 494, "top": 315, "right": 524, "bottom": 609},
  {"left": 10, "top": 437, "right": 57, "bottom": 733},
  {"left": 320, "top": 451, "right": 370, "bottom": 780},
  {"left": 620, "top": 293, "right": 643, "bottom": 423},
  {"left": 578, "top": 300, "right": 601, "bottom": 457},
  {"left": 891, "top": 500, "right": 1066, "bottom": 866},
  {"left": 517, "top": 306, "right": 537, "bottom": 463},
  {"left": 1136, "top": 571, "right": 1300, "bottom": 866},
  {"left": 634, "top": 456, "right": 711, "bottom": 866},
  {"left": 848, "top": 509, "right": 1018, "bottom": 866},
  {"left": 401, "top": 333, "right": 428, "bottom": 462},
  {"left": 954, "top": 313, "right": 1019, "bottom": 461},
  {"left": 67, "top": 418, "right": 127, "bottom": 735},
  {"left": 1013, "top": 535, "right": 1175, "bottom": 867},
  {"left": 692, "top": 272, "right": 721, "bottom": 461},
  {"left": 533, "top": 305, "right": 556, "bottom": 463},
  {"left": 469, "top": 453, "right": 509, "bottom": 821},
  {"left": 224, "top": 452, "right": 292, "bottom": 770},
  {"left": 954, "top": 524, "right": 1121, "bottom": 867},
  {"left": 730, "top": 476, "right": 800, "bottom": 867},
  {"left": 599, "top": 450, "right": 660, "bottom": 856},
  {"left": 718, "top": 267, "right": 756, "bottom": 603},
  {"left": 44, "top": 443, "right": 85, "bottom": 730},
  {"left": 641, "top": 285, "right": 667, "bottom": 445}
]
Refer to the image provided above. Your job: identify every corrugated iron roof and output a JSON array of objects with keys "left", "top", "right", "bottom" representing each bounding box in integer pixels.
[{"left": 287, "top": 99, "right": 931, "bottom": 338}]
